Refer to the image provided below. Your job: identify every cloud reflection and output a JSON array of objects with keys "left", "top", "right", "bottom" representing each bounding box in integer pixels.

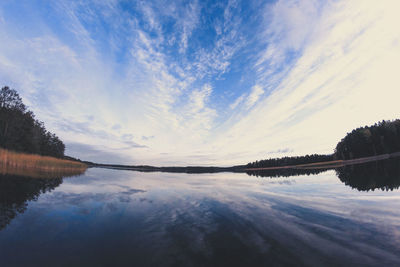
[{"left": 1, "top": 166, "right": 400, "bottom": 266}]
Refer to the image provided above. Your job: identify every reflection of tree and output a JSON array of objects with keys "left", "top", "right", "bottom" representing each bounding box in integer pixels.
[
  {"left": 335, "top": 158, "right": 400, "bottom": 191},
  {"left": 246, "top": 168, "right": 328, "bottom": 178},
  {"left": 0, "top": 174, "right": 63, "bottom": 231}
]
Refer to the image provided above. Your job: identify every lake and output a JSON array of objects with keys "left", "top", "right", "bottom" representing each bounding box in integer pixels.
[{"left": 1, "top": 159, "right": 400, "bottom": 266}]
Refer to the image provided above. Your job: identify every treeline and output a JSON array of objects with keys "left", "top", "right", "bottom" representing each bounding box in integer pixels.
[
  {"left": 335, "top": 119, "right": 400, "bottom": 160},
  {"left": 90, "top": 163, "right": 247, "bottom": 174},
  {"left": 246, "top": 154, "right": 333, "bottom": 169},
  {"left": 247, "top": 120, "right": 400, "bottom": 169},
  {"left": 0, "top": 86, "right": 65, "bottom": 158}
]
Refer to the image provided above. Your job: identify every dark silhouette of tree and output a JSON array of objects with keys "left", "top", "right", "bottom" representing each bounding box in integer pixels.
[
  {"left": 0, "top": 86, "right": 65, "bottom": 157},
  {"left": 0, "top": 174, "right": 63, "bottom": 230},
  {"left": 246, "top": 154, "right": 333, "bottom": 169},
  {"left": 335, "top": 120, "right": 400, "bottom": 160},
  {"left": 247, "top": 120, "right": 400, "bottom": 169},
  {"left": 336, "top": 158, "right": 400, "bottom": 191},
  {"left": 246, "top": 168, "right": 329, "bottom": 178},
  {"left": 0, "top": 86, "right": 26, "bottom": 111}
]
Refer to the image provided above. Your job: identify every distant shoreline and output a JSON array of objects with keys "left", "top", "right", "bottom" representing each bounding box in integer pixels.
[
  {"left": 89, "top": 152, "right": 400, "bottom": 174},
  {"left": 88, "top": 163, "right": 246, "bottom": 174},
  {"left": 246, "top": 152, "right": 400, "bottom": 171}
]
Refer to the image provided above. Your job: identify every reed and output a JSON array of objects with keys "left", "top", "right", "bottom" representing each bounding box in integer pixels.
[{"left": 0, "top": 148, "right": 87, "bottom": 178}]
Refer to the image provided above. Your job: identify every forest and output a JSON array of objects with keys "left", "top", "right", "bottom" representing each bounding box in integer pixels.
[
  {"left": 247, "top": 120, "right": 400, "bottom": 169},
  {"left": 246, "top": 154, "right": 333, "bottom": 169},
  {"left": 0, "top": 86, "right": 65, "bottom": 158},
  {"left": 334, "top": 119, "right": 400, "bottom": 160}
]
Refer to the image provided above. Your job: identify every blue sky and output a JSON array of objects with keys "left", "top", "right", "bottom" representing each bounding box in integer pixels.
[{"left": 0, "top": 0, "right": 399, "bottom": 165}]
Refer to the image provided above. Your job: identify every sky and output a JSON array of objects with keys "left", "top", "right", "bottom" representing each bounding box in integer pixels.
[{"left": 0, "top": 0, "right": 399, "bottom": 166}]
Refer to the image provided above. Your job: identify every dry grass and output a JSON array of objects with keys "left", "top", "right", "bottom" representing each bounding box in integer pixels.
[{"left": 0, "top": 148, "right": 87, "bottom": 178}]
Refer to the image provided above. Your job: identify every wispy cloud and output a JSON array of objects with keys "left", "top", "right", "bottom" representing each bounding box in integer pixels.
[
  {"left": 0, "top": 0, "right": 399, "bottom": 165},
  {"left": 246, "top": 85, "right": 264, "bottom": 109},
  {"left": 210, "top": 0, "right": 400, "bottom": 165},
  {"left": 230, "top": 94, "right": 245, "bottom": 110}
]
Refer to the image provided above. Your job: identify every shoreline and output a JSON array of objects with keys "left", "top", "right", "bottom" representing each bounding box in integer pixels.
[
  {"left": 0, "top": 148, "right": 88, "bottom": 178},
  {"left": 246, "top": 152, "right": 400, "bottom": 171},
  {"left": 90, "top": 152, "right": 400, "bottom": 174}
]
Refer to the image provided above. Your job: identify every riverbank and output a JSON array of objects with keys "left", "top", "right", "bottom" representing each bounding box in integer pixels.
[{"left": 0, "top": 148, "right": 87, "bottom": 178}]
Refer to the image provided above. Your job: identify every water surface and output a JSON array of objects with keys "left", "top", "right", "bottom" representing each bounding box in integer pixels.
[{"left": 1, "top": 160, "right": 400, "bottom": 266}]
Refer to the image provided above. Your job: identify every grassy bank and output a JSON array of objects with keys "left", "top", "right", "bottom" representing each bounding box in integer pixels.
[{"left": 0, "top": 148, "right": 87, "bottom": 178}]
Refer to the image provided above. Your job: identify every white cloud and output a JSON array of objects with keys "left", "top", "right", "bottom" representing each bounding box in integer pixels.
[
  {"left": 267, "top": 0, "right": 320, "bottom": 51},
  {"left": 179, "top": 1, "right": 200, "bottom": 53},
  {"left": 210, "top": 0, "right": 400, "bottom": 165},
  {"left": 230, "top": 94, "right": 245, "bottom": 110},
  {"left": 254, "top": 0, "right": 322, "bottom": 91},
  {"left": 245, "top": 85, "right": 264, "bottom": 109},
  {"left": 189, "top": 84, "right": 213, "bottom": 113},
  {"left": 1, "top": 0, "right": 399, "bottom": 166}
]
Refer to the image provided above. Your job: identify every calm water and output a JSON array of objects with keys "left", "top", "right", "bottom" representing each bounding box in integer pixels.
[{"left": 1, "top": 160, "right": 400, "bottom": 266}]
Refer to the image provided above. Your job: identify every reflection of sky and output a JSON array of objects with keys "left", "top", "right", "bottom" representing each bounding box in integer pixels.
[{"left": 1, "top": 168, "right": 400, "bottom": 266}]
